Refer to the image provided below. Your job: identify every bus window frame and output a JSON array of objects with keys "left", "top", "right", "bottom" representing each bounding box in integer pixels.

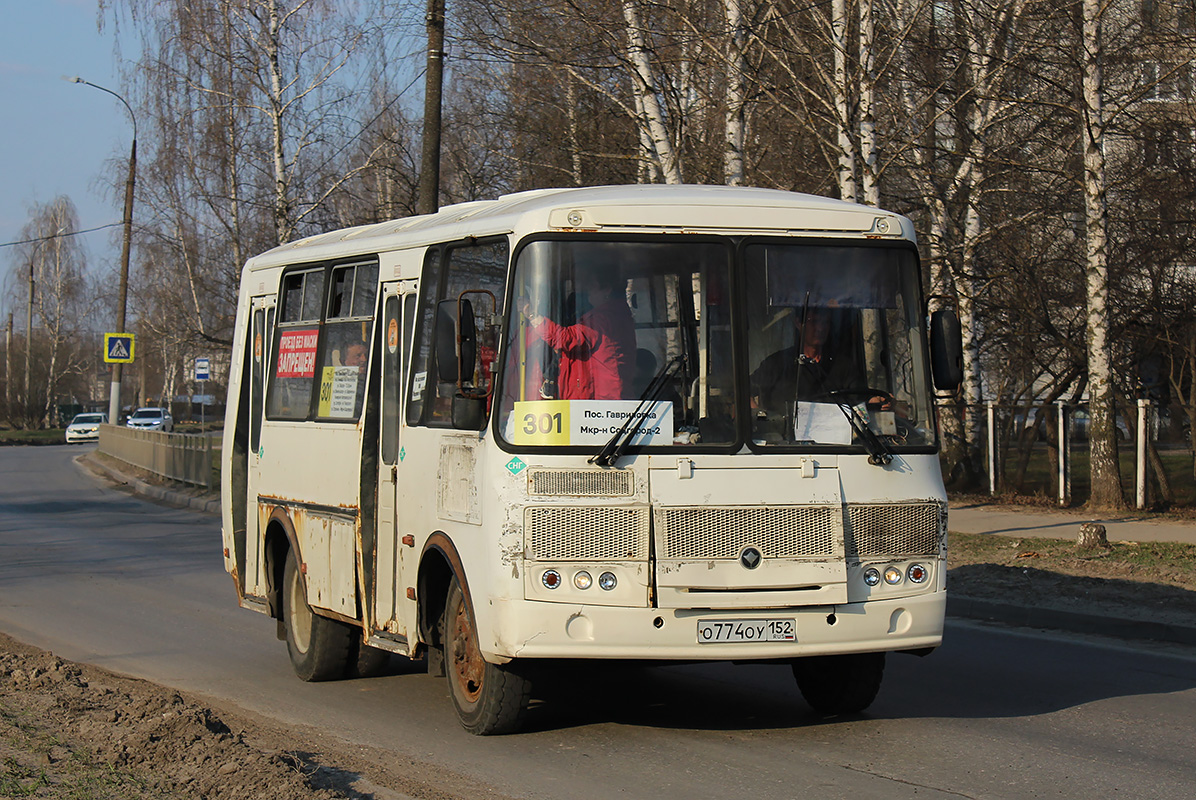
[
  {"left": 264, "top": 257, "right": 380, "bottom": 424},
  {"left": 406, "top": 237, "right": 510, "bottom": 430}
]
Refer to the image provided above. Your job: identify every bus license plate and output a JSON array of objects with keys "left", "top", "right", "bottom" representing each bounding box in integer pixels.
[{"left": 697, "top": 619, "right": 796, "bottom": 643}]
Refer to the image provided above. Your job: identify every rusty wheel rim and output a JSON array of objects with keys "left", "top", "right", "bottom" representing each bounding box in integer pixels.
[{"left": 449, "top": 592, "right": 484, "bottom": 705}]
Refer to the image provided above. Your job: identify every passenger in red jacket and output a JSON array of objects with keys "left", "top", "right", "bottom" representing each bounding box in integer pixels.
[{"left": 523, "top": 270, "right": 637, "bottom": 400}]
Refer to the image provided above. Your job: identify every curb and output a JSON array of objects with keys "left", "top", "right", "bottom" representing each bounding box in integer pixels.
[
  {"left": 78, "top": 453, "right": 220, "bottom": 515},
  {"left": 947, "top": 596, "right": 1196, "bottom": 647}
]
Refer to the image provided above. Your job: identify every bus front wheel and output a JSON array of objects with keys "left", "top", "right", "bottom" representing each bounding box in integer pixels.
[
  {"left": 283, "top": 548, "right": 353, "bottom": 681},
  {"left": 444, "top": 576, "right": 531, "bottom": 735},
  {"left": 792, "top": 652, "right": 885, "bottom": 715}
]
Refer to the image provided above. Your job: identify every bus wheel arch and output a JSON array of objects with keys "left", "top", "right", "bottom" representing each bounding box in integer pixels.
[
  {"left": 263, "top": 507, "right": 299, "bottom": 626},
  {"left": 443, "top": 573, "right": 531, "bottom": 735},
  {"left": 262, "top": 506, "right": 354, "bottom": 681},
  {"left": 417, "top": 532, "right": 460, "bottom": 668}
]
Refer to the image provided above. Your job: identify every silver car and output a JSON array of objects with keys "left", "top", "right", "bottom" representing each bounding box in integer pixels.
[
  {"left": 65, "top": 412, "right": 107, "bottom": 443},
  {"left": 126, "top": 407, "right": 174, "bottom": 432}
]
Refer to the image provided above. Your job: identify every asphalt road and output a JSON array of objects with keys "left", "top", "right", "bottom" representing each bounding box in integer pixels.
[{"left": 2, "top": 445, "right": 1195, "bottom": 799}]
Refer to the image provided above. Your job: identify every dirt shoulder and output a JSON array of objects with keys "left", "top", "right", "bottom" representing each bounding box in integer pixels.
[
  {"left": 0, "top": 632, "right": 516, "bottom": 800},
  {"left": 948, "top": 532, "right": 1196, "bottom": 633}
]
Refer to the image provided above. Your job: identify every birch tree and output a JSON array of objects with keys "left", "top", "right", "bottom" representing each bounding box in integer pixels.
[
  {"left": 9, "top": 198, "right": 93, "bottom": 427},
  {"left": 1080, "top": 0, "right": 1124, "bottom": 508},
  {"left": 889, "top": 0, "right": 1039, "bottom": 487},
  {"left": 622, "top": 0, "right": 683, "bottom": 183}
]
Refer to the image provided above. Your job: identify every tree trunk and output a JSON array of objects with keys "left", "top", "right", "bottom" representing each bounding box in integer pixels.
[
  {"left": 858, "top": 0, "right": 878, "bottom": 205},
  {"left": 831, "top": 0, "right": 857, "bottom": 201},
  {"left": 722, "top": 0, "right": 747, "bottom": 187},
  {"left": 623, "top": 0, "right": 682, "bottom": 184},
  {"left": 1081, "top": 0, "right": 1124, "bottom": 510},
  {"left": 266, "top": 0, "right": 292, "bottom": 243}
]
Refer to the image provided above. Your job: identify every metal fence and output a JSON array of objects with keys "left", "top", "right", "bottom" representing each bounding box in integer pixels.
[
  {"left": 97, "top": 424, "right": 219, "bottom": 488},
  {"left": 975, "top": 400, "right": 1194, "bottom": 510}
]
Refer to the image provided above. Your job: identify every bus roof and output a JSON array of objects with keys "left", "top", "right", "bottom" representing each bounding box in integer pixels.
[{"left": 243, "top": 184, "right": 913, "bottom": 272}]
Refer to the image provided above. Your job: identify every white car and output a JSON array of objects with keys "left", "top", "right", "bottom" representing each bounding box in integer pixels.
[
  {"left": 126, "top": 407, "right": 174, "bottom": 432},
  {"left": 65, "top": 412, "right": 107, "bottom": 443}
]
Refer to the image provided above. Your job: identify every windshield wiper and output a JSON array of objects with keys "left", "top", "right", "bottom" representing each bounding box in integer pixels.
[
  {"left": 836, "top": 403, "right": 893, "bottom": 466},
  {"left": 590, "top": 355, "right": 682, "bottom": 468}
]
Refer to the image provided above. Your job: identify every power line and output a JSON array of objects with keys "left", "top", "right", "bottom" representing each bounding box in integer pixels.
[{"left": 0, "top": 224, "right": 123, "bottom": 249}]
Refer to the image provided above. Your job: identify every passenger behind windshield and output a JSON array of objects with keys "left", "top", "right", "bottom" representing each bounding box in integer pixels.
[{"left": 520, "top": 267, "right": 636, "bottom": 400}]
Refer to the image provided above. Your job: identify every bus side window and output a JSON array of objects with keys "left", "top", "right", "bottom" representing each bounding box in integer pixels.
[
  {"left": 407, "top": 240, "right": 508, "bottom": 428},
  {"left": 250, "top": 306, "right": 273, "bottom": 454},
  {"left": 406, "top": 249, "right": 440, "bottom": 426},
  {"left": 381, "top": 294, "right": 401, "bottom": 465},
  {"left": 315, "top": 262, "right": 378, "bottom": 421},
  {"left": 267, "top": 268, "right": 325, "bottom": 419}
]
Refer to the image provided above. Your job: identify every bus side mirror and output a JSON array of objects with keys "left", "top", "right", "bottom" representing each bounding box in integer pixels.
[
  {"left": 435, "top": 299, "right": 477, "bottom": 384},
  {"left": 458, "top": 299, "right": 477, "bottom": 382},
  {"left": 930, "top": 308, "right": 963, "bottom": 391}
]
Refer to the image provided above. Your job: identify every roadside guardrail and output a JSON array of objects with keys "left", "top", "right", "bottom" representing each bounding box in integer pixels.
[{"left": 97, "top": 424, "right": 219, "bottom": 488}]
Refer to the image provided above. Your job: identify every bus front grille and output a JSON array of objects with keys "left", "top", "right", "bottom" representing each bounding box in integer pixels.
[
  {"left": 845, "top": 502, "right": 942, "bottom": 557},
  {"left": 527, "top": 468, "right": 634, "bottom": 497},
  {"left": 654, "top": 506, "right": 838, "bottom": 560},
  {"left": 525, "top": 506, "right": 650, "bottom": 561}
]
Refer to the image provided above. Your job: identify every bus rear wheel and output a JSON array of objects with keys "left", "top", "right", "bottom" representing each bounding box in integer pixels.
[
  {"left": 283, "top": 548, "right": 353, "bottom": 681},
  {"left": 444, "top": 576, "right": 531, "bottom": 735},
  {"left": 792, "top": 652, "right": 885, "bottom": 715}
]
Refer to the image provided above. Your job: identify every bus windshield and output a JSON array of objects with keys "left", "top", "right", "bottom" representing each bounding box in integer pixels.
[
  {"left": 496, "top": 238, "right": 934, "bottom": 452},
  {"left": 499, "top": 239, "right": 735, "bottom": 448},
  {"left": 744, "top": 242, "right": 934, "bottom": 449}
]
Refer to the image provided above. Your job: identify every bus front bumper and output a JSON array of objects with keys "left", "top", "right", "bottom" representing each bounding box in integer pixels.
[{"left": 486, "top": 591, "right": 945, "bottom": 662}]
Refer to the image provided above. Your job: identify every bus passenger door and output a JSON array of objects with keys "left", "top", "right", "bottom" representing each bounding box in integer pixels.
[
  {"left": 373, "top": 283, "right": 410, "bottom": 643},
  {"left": 245, "top": 295, "right": 275, "bottom": 598}
]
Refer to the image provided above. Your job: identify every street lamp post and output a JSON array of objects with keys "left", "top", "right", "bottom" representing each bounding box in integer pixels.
[{"left": 69, "top": 77, "right": 136, "bottom": 426}]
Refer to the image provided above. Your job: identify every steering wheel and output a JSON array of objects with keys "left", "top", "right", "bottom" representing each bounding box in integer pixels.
[{"left": 814, "top": 387, "right": 894, "bottom": 407}]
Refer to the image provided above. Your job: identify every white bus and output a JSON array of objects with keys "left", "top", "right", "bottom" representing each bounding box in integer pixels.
[{"left": 221, "top": 185, "right": 962, "bottom": 734}]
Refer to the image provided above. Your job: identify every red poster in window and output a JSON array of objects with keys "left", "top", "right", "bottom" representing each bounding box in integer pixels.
[{"left": 276, "top": 328, "right": 319, "bottom": 378}]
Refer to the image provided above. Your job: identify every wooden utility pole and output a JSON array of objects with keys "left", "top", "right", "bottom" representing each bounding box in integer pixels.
[
  {"left": 417, "top": 0, "right": 445, "bottom": 215},
  {"left": 5, "top": 312, "right": 12, "bottom": 419}
]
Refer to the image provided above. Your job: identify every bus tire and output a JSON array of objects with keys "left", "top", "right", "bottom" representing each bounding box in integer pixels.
[
  {"left": 282, "top": 548, "right": 353, "bottom": 682},
  {"left": 346, "top": 640, "right": 392, "bottom": 679},
  {"left": 444, "top": 576, "right": 531, "bottom": 735},
  {"left": 792, "top": 652, "right": 885, "bottom": 715}
]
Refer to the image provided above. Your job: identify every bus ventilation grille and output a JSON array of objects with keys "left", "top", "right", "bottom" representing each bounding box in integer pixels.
[
  {"left": 524, "top": 506, "right": 649, "bottom": 560},
  {"left": 844, "top": 502, "right": 942, "bottom": 558},
  {"left": 526, "top": 468, "right": 634, "bottom": 497},
  {"left": 654, "top": 506, "right": 838, "bottom": 560}
]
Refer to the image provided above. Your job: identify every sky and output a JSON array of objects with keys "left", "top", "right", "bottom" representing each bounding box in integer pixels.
[{"left": 0, "top": 0, "right": 134, "bottom": 302}]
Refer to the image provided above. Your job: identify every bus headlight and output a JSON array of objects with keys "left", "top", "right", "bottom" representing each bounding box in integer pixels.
[
  {"left": 574, "top": 571, "right": 593, "bottom": 590},
  {"left": 907, "top": 563, "right": 929, "bottom": 584},
  {"left": 598, "top": 571, "right": 617, "bottom": 591},
  {"left": 863, "top": 567, "right": 881, "bottom": 587},
  {"left": 542, "top": 570, "right": 562, "bottom": 589},
  {"left": 883, "top": 566, "right": 903, "bottom": 585}
]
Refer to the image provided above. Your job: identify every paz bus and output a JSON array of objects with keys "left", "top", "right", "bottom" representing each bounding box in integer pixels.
[{"left": 221, "top": 185, "right": 963, "bottom": 734}]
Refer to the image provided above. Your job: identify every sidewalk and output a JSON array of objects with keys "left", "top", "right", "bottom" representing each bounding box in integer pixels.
[{"left": 949, "top": 499, "right": 1196, "bottom": 544}]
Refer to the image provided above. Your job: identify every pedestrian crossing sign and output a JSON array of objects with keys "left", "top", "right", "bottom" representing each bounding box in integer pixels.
[{"left": 104, "top": 333, "right": 135, "bottom": 363}]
